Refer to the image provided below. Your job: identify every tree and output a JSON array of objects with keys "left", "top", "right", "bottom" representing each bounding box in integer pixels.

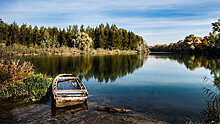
[
  {"left": 26, "top": 25, "right": 33, "bottom": 47},
  {"left": 80, "top": 25, "right": 84, "bottom": 32},
  {"left": 98, "top": 24, "right": 105, "bottom": 48},
  {"left": 72, "top": 32, "right": 93, "bottom": 51},
  {"left": 7, "top": 21, "right": 20, "bottom": 45},
  {"left": 73, "top": 25, "right": 78, "bottom": 35},
  {"left": 212, "top": 19, "right": 220, "bottom": 33},
  {"left": 66, "top": 26, "right": 73, "bottom": 47},
  {"left": 19, "top": 24, "right": 27, "bottom": 45},
  {"left": 1, "top": 19, "right": 146, "bottom": 52},
  {"left": 0, "top": 19, "right": 9, "bottom": 43},
  {"left": 33, "top": 26, "right": 40, "bottom": 46},
  {"left": 184, "top": 34, "right": 202, "bottom": 50}
]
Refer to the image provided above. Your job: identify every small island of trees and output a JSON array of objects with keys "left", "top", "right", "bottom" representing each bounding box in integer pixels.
[{"left": 150, "top": 19, "right": 220, "bottom": 55}]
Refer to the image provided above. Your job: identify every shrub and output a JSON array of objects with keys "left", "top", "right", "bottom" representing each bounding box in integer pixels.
[
  {"left": 0, "top": 74, "right": 52, "bottom": 101},
  {"left": 0, "top": 59, "right": 33, "bottom": 87},
  {"left": 23, "top": 74, "right": 52, "bottom": 101}
]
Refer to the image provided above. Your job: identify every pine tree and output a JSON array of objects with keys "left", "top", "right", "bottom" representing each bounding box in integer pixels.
[
  {"left": 7, "top": 21, "right": 20, "bottom": 45},
  {"left": 80, "top": 25, "right": 84, "bottom": 32},
  {"left": 33, "top": 26, "right": 40, "bottom": 46},
  {"left": 26, "top": 25, "right": 33, "bottom": 47},
  {"left": 20, "top": 24, "right": 27, "bottom": 45},
  {"left": 0, "top": 19, "right": 9, "bottom": 43},
  {"left": 99, "top": 24, "right": 105, "bottom": 48}
]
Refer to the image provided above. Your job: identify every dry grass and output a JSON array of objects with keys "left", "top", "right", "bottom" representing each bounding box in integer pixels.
[{"left": 0, "top": 44, "right": 138, "bottom": 56}]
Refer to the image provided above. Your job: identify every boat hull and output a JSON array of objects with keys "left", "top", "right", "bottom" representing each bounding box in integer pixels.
[{"left": 52, "top": 74, "right": 88, "bottom": 108}]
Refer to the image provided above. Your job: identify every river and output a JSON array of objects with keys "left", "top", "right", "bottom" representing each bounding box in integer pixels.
[{"left": 0, "top": 54, "right": 219, "bottom": 123}]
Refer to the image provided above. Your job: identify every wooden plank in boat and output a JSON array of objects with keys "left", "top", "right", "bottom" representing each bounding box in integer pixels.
[
  {"left": 57, "top": 77, "right": 78, "bottom": 80},
  {"left": 55, "top": 90, "right": 87, "bottom": 93}
]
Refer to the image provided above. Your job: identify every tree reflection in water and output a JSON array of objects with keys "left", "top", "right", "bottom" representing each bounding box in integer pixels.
[
  {"left": 25, "top": 55, "right": 147, "bottom": 83},
  {"left": 152, "top": 54, "right": 220, "bottom": 76},
  {"left": 151, "top": 53, "right": 220, "bottom": 123}
]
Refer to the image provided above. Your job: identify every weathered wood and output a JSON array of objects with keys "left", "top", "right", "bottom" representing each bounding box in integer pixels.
[
  {"left": 97, "top": 106, "right": 131, "bottom": 113},
  {"left": 55, "top": 90, "right": 87, "bottom": 94},
  {"left": 52, "top": 74, "right": 88, "bottom": 108},
  {"left": 55, "top": 100, "right": 85, "bottom": 108},
  {"left": 57, "top": 77, "right": 77, "bottom": 80},
  {"left": 58, "top": 79, "right": 75, "bottom": 83}
]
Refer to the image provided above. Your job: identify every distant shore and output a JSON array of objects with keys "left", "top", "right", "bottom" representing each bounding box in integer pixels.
[{"left": 0, "top": 43, "right": 142, "bottom": 56}]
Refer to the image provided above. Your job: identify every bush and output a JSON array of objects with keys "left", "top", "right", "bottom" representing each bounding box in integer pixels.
[
  {"left": 0, "top": 59, "right": 33, "bottom": 87},
  {"left": 0, "top": 74, "right": 52, "bottom": 101},
  {"left": 23, "top": 74, "right": 52, "bottom": 101},
  {"left": 72, "top": 32, "right": 93, "bottom": 51}
]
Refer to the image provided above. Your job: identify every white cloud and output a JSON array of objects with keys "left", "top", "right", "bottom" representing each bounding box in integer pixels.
[{"left": 0, "top": 0, "right": 219, "bottom": 45}]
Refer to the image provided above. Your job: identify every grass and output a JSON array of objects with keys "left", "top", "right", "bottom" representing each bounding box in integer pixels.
[
  {"left": 0, "top": 43, "right": 138, "bottom": 56},
  {"left": 187, "top": 76, "right": 220, "bottom": 123}
]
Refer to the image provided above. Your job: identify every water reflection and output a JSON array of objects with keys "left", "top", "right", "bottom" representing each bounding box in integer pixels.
[
  {"left": 25, "top": 55, "right": 147, "bottom": 83},
  {"left": 8, "top": 54, "right": 219, "bottom": 123},
  {"left": 152, "top": 54, "right": 220, "bottom": 76},
  {"left": 51, "top": 102, "right": 88, "bottom": 118}
]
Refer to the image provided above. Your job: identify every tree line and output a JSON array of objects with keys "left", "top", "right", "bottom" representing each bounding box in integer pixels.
[
  {"left": 150, "top": 19, "right": 220, "bottom": 55},
  {"left": 0, "top": 19, "right": 148, "bottom": 52}
]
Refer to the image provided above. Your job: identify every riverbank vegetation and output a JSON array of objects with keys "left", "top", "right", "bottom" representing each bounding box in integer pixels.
[
  {"left": 188, "top": 74, "right": 219, "bottom": 124},
  {"left": 150, "top": 19, "right": 220, "bottom": 55},
  {"left": 0, "top": 19, "right": 148, "bottom": 55},
  {"left": 0, "top": 43, "right": 138, "bottom": 56},
  {"left": 202, "top": 74, "right": 219, "bottom": 123},
  {"left": 0, "top": 50, "right": 52, "bottom": 101}
]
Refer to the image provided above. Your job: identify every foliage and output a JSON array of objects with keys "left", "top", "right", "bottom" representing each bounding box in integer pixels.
[
  {"left": 0, "top": 50, "right": 52, "bottom": 101},
  {"left": 0, "top": 59, "right": 33, "bottom": 87},
  {"left": 0, "top": 19, "right": 148, "bottom": 52},
  {"left": 150, "top": 19, "right": 220, "bottom": 55},
  {"left": 212, "top": 19, "right": 220, "bottom": 33},
  {"left": 0, "top": 74, "right": 52, "bottom": 101},
  {"left": 202, "top": 75, "right": 220, "bottom": 123},
  {"left": 72, "top": 32, "right": 93, "bottom": 51},
  {"left": 187, "top": 74, "right": 220, "bottom": 124},
  {"left": 23, "top": 74, "right": 52, "bottom": 101}
]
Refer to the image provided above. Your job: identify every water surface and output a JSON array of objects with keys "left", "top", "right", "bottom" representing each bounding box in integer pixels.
[{"left": 1, "top": 54, "right": 219, "bottom": 123}]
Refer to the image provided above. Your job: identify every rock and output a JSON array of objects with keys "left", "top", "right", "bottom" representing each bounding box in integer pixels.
[{"left": 97, "top": 106, "right": 131, "bottom": 113}]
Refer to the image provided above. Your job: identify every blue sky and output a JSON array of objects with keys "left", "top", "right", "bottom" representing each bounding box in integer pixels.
[{"left": 0, "top": 0, "right": 220, "bottom": 45}]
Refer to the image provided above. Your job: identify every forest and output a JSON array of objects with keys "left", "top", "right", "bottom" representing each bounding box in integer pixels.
[
  {"left": 150, "top": 19, "right": 220, "bottom": 55},
  {"left": 0, "top": 19, "right": 148, "bottom": 53}
]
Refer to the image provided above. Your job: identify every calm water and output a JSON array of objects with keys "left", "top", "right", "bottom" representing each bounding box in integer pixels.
[{"left": 1, "top": 54, "right": 219, "bottom": 123}]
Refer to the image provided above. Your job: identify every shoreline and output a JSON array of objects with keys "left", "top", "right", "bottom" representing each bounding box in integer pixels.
[{"left": 0, "top": 44, "right": 142, "bottom": 56}]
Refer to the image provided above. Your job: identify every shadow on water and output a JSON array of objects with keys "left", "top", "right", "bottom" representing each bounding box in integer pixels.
[{"left": 23, "top": 55, "right": 147, "bottom": 83}]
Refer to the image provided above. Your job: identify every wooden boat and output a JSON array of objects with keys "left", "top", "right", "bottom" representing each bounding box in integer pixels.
[{"left": 52, "top": 74, "right": 88, "bottom": 107}]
